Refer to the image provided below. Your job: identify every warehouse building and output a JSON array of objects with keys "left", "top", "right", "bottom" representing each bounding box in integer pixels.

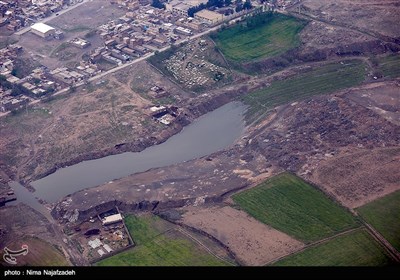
[{"left": 30, "top": 22, "right": 55, "bottom": 39}]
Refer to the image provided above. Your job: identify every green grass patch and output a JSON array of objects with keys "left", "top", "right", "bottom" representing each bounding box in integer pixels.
[
  {"left": 242, "top": 60, "right": 366, "bottom": 123},
  {"left": 232, "top": 173, "right": 360, "bottom": 243},
  {"left": 378, "top": 54, "right": 400, "bottom": 78},
  {"left": 273, "top": 229, "right": 395, "bottom": 266},
  {"left": 124, "top": 214, "right": 168, "bottom": 245},
  {"left": 97, "top": 214, "right": 228, "bottom": 266},
  {"left": 213, "top": 13, "right": 306, "bottom": 62},
  {"left": 97, "top": 231, "right": 228, "bottom": 266},
  {"left": 357, "top": 190, "right": 400, "bottom": 252}
]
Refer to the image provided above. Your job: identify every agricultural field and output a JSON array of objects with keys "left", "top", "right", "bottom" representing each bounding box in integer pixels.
[
  {"left": 378, "top": 54, "right": 400, "bottom": 79},
  {"left": 242, "top": 59, "right": 366, "bottom": 122},
  {"left": 0, "top": 237, "right": 69, "bottom": 266},
  {"left": 357, "top": 190, "right": 400, "bottom": 252},
  {"left": 97, "top": 214, "right": 229, "bottom": 266},
  {"left": 232, "top": 173, "right": 360, "bottom": 243},
  {"left": 273, "top": 229, "right": 395, "bottom": 266},
  {"left": 212, "top": 13, "right": 306, "bottom": 62}
]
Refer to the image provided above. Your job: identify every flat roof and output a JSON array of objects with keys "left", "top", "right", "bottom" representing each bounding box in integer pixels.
[
  {"left": 195, "top": 9, "right": 223, "bottom": 20},
  {"left": 31, "top": 22, "right": 55, "bottom": 34}
]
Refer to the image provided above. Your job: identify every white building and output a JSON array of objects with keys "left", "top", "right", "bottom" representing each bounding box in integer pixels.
[
  {"left": 102, "top": 213, "right": 123, "bottom": 226},
  {"left": 30, "top": 23, "right": 55, "bottom": 38}
]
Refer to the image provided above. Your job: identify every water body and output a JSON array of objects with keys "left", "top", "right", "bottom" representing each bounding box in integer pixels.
[
  {"left": 8, "top": 181, "right": 52, "bottom": 220},
  {"left": 30, "top": 102, "right": 247, "bottom": 203}
]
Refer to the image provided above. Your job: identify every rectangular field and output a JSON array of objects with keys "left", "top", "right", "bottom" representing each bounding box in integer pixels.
[
  {"left": 273, "top": 229, "right": 395, "bottom": 266},
  {"left": 97, "top": 214, "right": 228, "bottom": 266},
  {"left": 232, "top": 173, "right": 360, "bottom": 243},
  {"left": 357, "top": 190, "right": 400, "bottom": 252},
  {"left": 213, "top": 13, "right": 306, "bottom": 62},
  {"left": 243, "top": 60, "right": 366, "bottom": 122}
]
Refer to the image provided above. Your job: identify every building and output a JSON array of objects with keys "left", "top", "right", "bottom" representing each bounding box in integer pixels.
[
  {"left": 30, "top": 22, "right": 55, "bottom": 38},
  {"left": 102, "top": 213, "right": 123, "bottom": 226},
  {"left": 194, "top": 9, "right": 224, "bottom": 25}
]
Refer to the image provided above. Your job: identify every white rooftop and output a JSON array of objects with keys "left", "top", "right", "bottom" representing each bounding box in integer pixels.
[{"left": 31, "top": 22, "right": 55, "bottom": 33}]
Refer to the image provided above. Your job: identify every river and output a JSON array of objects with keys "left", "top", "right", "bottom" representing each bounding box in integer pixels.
[{"left": 24, "top": 101, "right": 247, "bottom": 203}]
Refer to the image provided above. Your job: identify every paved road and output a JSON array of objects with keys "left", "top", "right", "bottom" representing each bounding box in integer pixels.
[{"left": 15, "top": 0, "right": 90, "bottom": 36}]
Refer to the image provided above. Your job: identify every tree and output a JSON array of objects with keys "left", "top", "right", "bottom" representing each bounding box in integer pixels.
[
  {"left": 225, "top": 0, "right": 232, "bottom": 6},
  {"left": 235, "top": 3, "right": 243, "bottom": 12},
  {"left": 151, "top": 0, "right": 165, "bottom": 9},
  {"left": 243, "top": 0, "right": 252, "bottom": 10}
]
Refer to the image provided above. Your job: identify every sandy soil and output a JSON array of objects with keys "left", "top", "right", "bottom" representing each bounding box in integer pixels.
[
  {"left": 309, "top": 147, "right": 400, "bottom": 209},
  {"left": 181, "top": 206, "right": 304, "bottom": 266}
]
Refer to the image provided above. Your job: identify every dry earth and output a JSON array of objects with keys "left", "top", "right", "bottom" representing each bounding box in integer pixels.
[{"left": 181, "top": 206, "right": 304, "bottom": 266}]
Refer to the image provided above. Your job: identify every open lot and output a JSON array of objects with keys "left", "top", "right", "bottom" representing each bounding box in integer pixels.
[
  {"left": 97, "top": 214, "right": 230, "bottom": 266},
  {"left": 181, "top": 206, "right": 304, "bottom": 266},
  {"left": 357, "top": 190, "right": 400, "bottom": 252},
  {"left": 242, "top": 59, "right": 366, "bottom": 122},
  {"left": 232, "top": 173, "right": 359, "bottom": 243},
  {"left": 273, "top": 229, "right": 394, "bottom": 266},
  {"left": 312, "top": 147, "right": 400, "bottom": 209},
  {"left": 212, "top": 13, "right": 306, "bottom": 62}
]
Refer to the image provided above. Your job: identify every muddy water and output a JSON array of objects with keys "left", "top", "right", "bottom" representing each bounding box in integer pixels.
[
  {"left": 28, "top": 101, "right": 247, "bottom": 203},
  {"left": 8, "top": 181, "right": 52, "bottom": 220}
]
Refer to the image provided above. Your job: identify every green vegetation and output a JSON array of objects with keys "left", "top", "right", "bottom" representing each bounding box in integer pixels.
[
  {"left": 97, "top": 214, "right": 228, "bottom": 266},
  {"left": 212, "top": 13, "right": 306, "bottom": 62},
  {"left": 232, "top": 173, "right": 360, "bottom": 243},
  {"left": 357, "top": 190, "right": 400, "bottom": 252},
  {"left": 378, "top": 54, "right": 400, "bottom": 78},
  {"left": 243, "top": 60, "right": 366, "bottom": 122},
  {"left": 273, "top": 229, "right": 394, "bottom": 266}
]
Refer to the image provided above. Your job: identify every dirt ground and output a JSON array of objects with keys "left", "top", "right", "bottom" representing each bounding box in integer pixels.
[
  {"left": 48, "top": 0, "right": 125, "bottom": 32},
  {"left": 181, "top": 206, "right": 304, "bottom": 266},
  {"left": 16, "top": 1, "right": 124, "bottom": 70},
  {"left": 0, "top": 204, "right": 71, "bottom": 266},
  {"left": 344, "top": 81, "right": 400, "bottom": 126},
  {"left": 293, "top": 0, "right": 400, "bottom": 39},
  {"left": 309, "top": 147, "right": 400, "bottom": 209},
  {"left": 0, "top": 61, "right": 187, "bottom": 184}
]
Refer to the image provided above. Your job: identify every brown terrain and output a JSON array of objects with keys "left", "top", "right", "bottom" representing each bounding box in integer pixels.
[
  {"left": 310, "top": 147, "right": 400, "bottom": 209},
  {"left": 1, "top": 0, "right": 400, "bottom": 266},
  {"left": 181, "top": 206, "right": 304, "bottom": 266}
]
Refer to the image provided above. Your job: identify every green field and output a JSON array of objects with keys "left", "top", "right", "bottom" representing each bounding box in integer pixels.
[
  {"left": 232, "top": 173, "right": 360, "bottom": 243},
  {"left": 273, "top": 229, "right": 394, "bottom": 266},
  {"left": 242, "top": 60, "right": 366, "bottom": 122},
  {"left": 357, "top": 190, "right": 400, "bottom": 252},
  {"left": 213, "top": 13, "right": 306, "bottom": 62},
  {"left": 378, "top": 54, "right": 400, "bottom": 78},
  {"left": 97, "top": 214, "right": 228, "bottom": 266}
]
